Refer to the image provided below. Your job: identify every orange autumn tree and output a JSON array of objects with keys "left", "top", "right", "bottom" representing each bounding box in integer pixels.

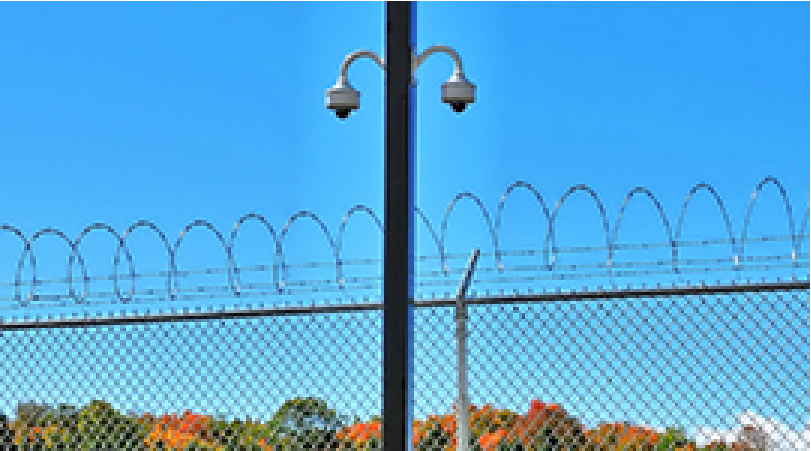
[
  {"left": 469, "top": 403, "right": 522, "bottom": 451},
  {"left": 340, "top": 401, "right": 580, "bottom": 451},
  {"left": 339, "top": 401, "right": 758, "bottom": 451},
  {"left": 143, "top": 410, "right": 227, "bottom": 450},
  {"left": 478, "top": 401, "right": 588, "bottom": 451},
  {"left": 412, "top": 409, "right": 461, "bottom": 451},
  {"left": 577, "top": 422, "right": 663, "bottom": 451},
  {"left": 336, "top": 409, "right": 465, "bottom": 451},
  {"left": 140, "top": 410, "right": 282, "bottom": 451},
  {"left": 411, "top": 403, "right": 522, "bottom": 451},
  {"left": 337, "top": 419, "right": 383, "bottom": 450},
  {"left": 515, "top": 401, "right": 580, "bottom": 449},
  {"left": 412, "top": 409, "right": 458, "bottom": 451},
  {"left": 412, "top": 413, "right": 453, "bottom": 446}
]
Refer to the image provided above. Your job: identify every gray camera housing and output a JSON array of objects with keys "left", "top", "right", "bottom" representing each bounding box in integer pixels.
[
  {"left": 441, "top": 72, "right": 476, "bottom": 113},
  {"left": 326, "top": 77, "right": 361, "bottom": 119}
]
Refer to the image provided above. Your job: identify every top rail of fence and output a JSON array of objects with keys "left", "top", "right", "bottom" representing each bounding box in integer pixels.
[{"left": 0, "top": 278, "right": 806, "bottom": 329}]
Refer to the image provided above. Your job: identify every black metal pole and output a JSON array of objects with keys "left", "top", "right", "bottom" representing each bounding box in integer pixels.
[{"left": 384, "top": 2, "right": 415, "bottom": 451}]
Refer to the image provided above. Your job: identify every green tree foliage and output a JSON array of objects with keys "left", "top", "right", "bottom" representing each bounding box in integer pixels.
[
  {"left": 415, "top": 421, "right": 454, "bottom": 451},
  {"left": 270, "top": 397, "right": 352, "bottom": 450},
  {"left": 0, "top": 414, "right": 18, "bottom": 451},
  {"left": 204, "top": 416, "right": 280, "bottom": 450},
  {"left": 73, "top": 400, "right": 150, "bottom": 450},
  {"left": 12, "top": 400, "right": 150, "bottom": 450},
  {"left": 654, "top": 427, "right": 698, "bottom": 451}
]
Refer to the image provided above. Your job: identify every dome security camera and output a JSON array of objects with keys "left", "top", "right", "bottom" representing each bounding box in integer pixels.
[
  {"left": 326, "top": 76, "right": 361, "bottom": 120},
  {"left": 441, "top": 72, "right": 476, "bottom": 114}
]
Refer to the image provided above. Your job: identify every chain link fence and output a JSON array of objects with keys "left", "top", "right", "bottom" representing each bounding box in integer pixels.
[
  {"left": 1, "top": 281, "right": 807, "bottom": 451},
  {"left": 414, "top": 286, "right": 809, "bottom": 451},
  {"left": 1, "top": 180, "right": 808, "bottom": 450},
  {"left": 1, "top": 307, "right": 384, "bottom": 450}
]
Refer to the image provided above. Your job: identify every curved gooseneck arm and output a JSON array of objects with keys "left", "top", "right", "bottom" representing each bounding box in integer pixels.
[
  {"left": 412, "top": 45, "right": 465, "bottom": 75},
  {"left": 337, "top": 44, "right": 465, "bottom": 81},
  {"left": 339, "top": 50, "right": 387, "bottom": 81}
]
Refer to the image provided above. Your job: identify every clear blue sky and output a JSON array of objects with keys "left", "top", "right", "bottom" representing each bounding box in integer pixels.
[{"left": 0, "top": 1, "right": 808, "bottom": 445}]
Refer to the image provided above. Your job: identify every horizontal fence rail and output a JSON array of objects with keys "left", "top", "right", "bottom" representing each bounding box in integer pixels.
[{"left": 0, "top": 279, "right": 807, "bottom": 329}]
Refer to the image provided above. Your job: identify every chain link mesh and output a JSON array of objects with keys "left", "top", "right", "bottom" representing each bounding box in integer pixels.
[
  {"left": 414, "top": 289, "right": 809, "bottom": 451},
  {"left": 1, "top": 285, "right": 807, "bottom": 450},
  {"left": 1, "top": 310, "right": 383, "bottom": 450}
]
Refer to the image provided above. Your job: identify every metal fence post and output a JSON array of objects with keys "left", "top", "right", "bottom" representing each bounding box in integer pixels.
[{"left": 456, "top": 248, "right": 480, "bottom": 451}]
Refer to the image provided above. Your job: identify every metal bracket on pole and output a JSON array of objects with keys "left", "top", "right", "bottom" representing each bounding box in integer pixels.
[{"left": 455, "top": 248, "right": 480, "bottom": 451}]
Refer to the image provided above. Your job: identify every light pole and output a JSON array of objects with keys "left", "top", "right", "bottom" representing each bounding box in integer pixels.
[{"left": 325, "top": 4, "right": 476, "bottom": 451}]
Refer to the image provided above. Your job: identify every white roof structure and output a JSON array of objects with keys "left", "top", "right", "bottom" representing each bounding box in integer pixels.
[{"left": 692, "top": 411, "right": 810, "bottom": 451}]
